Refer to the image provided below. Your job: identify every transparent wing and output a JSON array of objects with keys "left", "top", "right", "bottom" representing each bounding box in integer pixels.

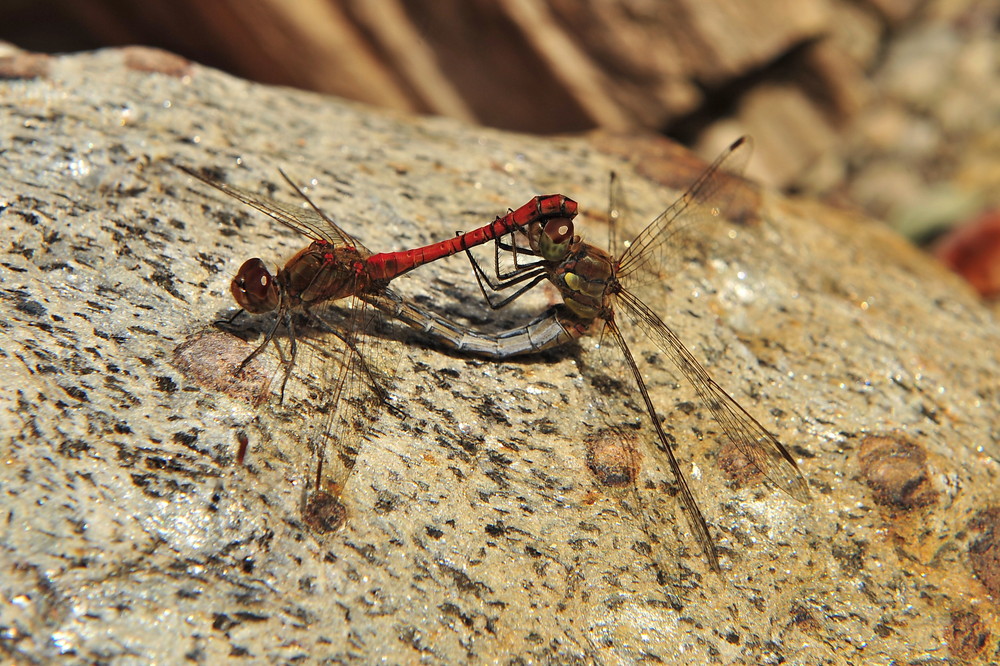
[
  {"left": 607, "top": 171, "right": 626, "bottom": 259},
  {"left": 616, "top": 288, "right": 810, "bottom": 502},
  {"left": 177, "top": 164, "right": 359, "bottom": 248},
  {"left": 297, "top": 291, "right": 400, "bottom": 529},
  {"left": 616, "top": 137, "right": 753, "bottom": 282},
  {"left": 601, "top": 318, "right": 722, "bottom": 572}
]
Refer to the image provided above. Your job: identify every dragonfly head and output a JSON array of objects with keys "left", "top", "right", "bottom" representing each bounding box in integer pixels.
[
  {"left": 539, "top": 217, "right": 575, "bottom": 261},
  {"left": 232, "top": 258, "right": 281, "bottom": 313}
]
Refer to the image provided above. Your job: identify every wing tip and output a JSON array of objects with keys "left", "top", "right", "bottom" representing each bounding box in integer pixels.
[{"left": 778, "top": 474, "right": 812, "bottom": 503}]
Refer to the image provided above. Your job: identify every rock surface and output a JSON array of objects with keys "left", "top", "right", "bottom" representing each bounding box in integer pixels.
[{"left": 1, "top": 47, "right": 998, "bottom": 664}]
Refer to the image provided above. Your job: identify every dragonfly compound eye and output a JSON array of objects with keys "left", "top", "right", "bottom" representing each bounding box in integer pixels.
[
  {"left": 231, "top": 258, "right": 280, "bottom": 313},
  {"left": 540, "top": 217, "right": 574, "bottom": 261}
]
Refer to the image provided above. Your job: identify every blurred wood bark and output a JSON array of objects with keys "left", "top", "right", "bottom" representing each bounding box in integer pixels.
[{"left": 60, "top": 0, "right": 906, "bottom": 139}]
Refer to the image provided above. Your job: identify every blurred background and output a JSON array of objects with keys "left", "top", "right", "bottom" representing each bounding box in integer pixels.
[{"left": 1, "top": 0, "right": 997, "bottom": 298}]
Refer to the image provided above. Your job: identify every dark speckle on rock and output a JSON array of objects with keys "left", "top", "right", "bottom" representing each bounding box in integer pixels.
[
  {"left": 154, "top": 375, "right": 178, "bottom": 393},
  {"left": 14, "top": 297, "right": 47, "bottom": 317}
]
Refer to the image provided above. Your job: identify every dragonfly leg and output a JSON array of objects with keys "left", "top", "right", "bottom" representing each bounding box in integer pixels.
[
  {"left": 215, "top": 307, "right": 247, "bottom": 329},
  {"left": 466, "top": 247, "right": 549, "bottom": 309},
  {"left": 494, "top": 234, "right": 542, "bottom": 280},
  {"left": 236, "top": 310, "right": 282, "bottom": 372},
  {"left": 464, "top": 233, "right": 555, "bottom": 309},
  {"left": 232, "top": 301, "right": 296, "bottom": 403},
  {"left": 276, "top": 313, "right": 298, "bottom": 402}
]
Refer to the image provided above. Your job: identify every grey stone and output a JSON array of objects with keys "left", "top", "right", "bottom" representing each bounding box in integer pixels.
[{"left": 1, "top": 46, "right": 997, "bottom": 664}]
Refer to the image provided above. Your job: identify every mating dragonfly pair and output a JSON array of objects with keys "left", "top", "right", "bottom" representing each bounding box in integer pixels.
[{"left": 179, "top": 137, "right": 809, "bottom": 573}]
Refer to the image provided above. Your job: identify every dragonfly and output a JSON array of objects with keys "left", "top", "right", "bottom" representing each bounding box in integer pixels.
[
  {"left": 427, "top": 137, "right": 811, "bottom": 572},
  {"left": 177, "top": 164, "right": 577, "bottom": 527}
]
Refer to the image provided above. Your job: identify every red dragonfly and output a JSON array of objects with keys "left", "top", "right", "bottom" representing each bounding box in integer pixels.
[
  {"left": 178, "top": 164, "right": 577, "bottom": 527},
  {"left": 428, "top": 137, "right": 811, "bottom": 572}
]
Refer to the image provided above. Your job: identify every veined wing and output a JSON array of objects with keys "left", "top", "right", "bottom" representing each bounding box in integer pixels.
[
  {"left": 607, "top": 171, "right": 626, "bottom": 258},
  {"left": 177, "top": 165, "right": 359, "bottom": 249},
  {"left": 616, "top": 288, "right": 811, "bottom": 502},
  {"left": 603, "top": 318, "right": 721, "bottom": 572},
  {"left": 616, "top": 137, "right": 753, "bottom": 281},
  {"left": 296, "top": 292, "right": 399, "bottom": 530}
]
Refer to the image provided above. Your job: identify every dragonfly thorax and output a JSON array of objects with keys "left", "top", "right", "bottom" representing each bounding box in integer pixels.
[
  {"left": 558, "top": 246, "right": 614, "bottom": 321},
  {"left": 281, "top": 242, "right": 373, "bottom": 307}
]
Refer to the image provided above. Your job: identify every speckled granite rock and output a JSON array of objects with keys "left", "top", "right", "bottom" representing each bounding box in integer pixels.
[{"left": 1, "top": 46, "right": 997, "bottom": 664}]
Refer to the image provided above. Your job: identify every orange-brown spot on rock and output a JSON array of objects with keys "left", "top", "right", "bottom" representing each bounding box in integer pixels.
[
  {"left": 857, "top": 434, "right": 937, "bottom": 510},
  {"left": 171, "top": 330, "right": 275, "bottom": 408},
  {"left": 718, "top": 440, "right": 767, "bottom": 490},
  {"left": 968, "top": 507, "right": 1000, "bottom": 597},
  {"left": 235, "top": 432, "right": 250, "bottom": 465},
  {"left": 945, "top": 610, "right": 990, "bottom": 661},
  {"left": 302, "top": 490, "right": 347, "bottom": 533},
  {"left": 123, "top": 46, "right": 192, "bottom": 78},
  {"left": 585, "top": 428, "right": 641, "bottom": 488},
  {"left": 0, "top": 52, "right": 50, "bottom": 80}
]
